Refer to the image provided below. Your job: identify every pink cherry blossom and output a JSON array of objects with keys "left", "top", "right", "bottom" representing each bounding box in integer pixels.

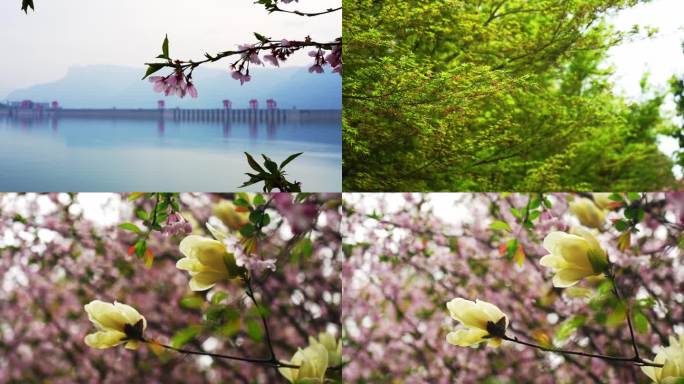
[
  {"left": 308, "top": 64, "right": 324, "bottom": 74},
  {"left": 231, "top": 70, "right": 252, "bottom": 85},
  {"left": 263, "top": 54, "right": 279, "bottom": 67}
]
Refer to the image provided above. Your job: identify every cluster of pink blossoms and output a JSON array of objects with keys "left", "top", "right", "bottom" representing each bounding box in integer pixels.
[
  {"left": 162, "top": 212, "right": 192, "bottom": 237},
  {"left": 273, "top": 193, "right": 318, "bottom": 234},
  {"left": 308, "top": 43, "right": 342, "bottom": 74},
  {"left": 148, "top": 73, "right": 198, "bottom": 99},
  {"left": 223, "top": 235, "right": 277, "bottom": 274},
  {"left": 230, "top": 39, "right": 342, "bottom": 86}
]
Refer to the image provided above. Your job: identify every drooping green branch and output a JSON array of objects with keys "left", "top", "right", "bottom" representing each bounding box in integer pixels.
[
  {"left": 255, "top": 0, "right": 341, "bottom": 17},
  {"left": 21, "top": 0, "right": 34, "bottom": 12}
]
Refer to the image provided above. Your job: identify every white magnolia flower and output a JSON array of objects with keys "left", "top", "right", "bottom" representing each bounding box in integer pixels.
[
  {"left": 642, "top": 334, "right": 684, "bottom": 383},
  {"left": 569, "top": 197, "right": 606, "bottom": 229},
  {"left": 446, "top": 298, "right": 508, "bottom": 348},
  {"left": 176, "top": 224, "right": 241, "bottom": 291},
  {"left": 540, "top": 227, "right": 608, "bottom": 288},
  {"left": 278, "top": 343, "right": 329, "bottom": 383},
  {"left": 84, "top": 300, "right": 146, "bottom": 350},
  {"left": 308, "top": 332, "right": 342, "bottom": 366}
]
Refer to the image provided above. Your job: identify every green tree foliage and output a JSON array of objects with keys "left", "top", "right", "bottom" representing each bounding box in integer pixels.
[
  {"left": 670, "top": 49, "right": 684, "bottom": 169},
  {"left": 343, "top": 0, "right": 676, "bottom": 191}
]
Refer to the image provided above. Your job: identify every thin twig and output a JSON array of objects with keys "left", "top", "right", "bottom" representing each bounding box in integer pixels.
[
  {"left": 268, "top": 5, "right": 341, "bottom": 17},
  {"left": 502, "top": 335, "right": 661, "bottom": 368},
  {"left": 148, "top": 340, "right": 299, "bottom": 368}
]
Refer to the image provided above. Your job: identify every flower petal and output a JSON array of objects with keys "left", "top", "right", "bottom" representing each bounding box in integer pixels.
[
  {"left": 475, "top": 299, "right": 507, "bottom": 325},
  {"left": 551, "top": 269, "right": 592, "bottom": 288},
  {"left": 446, "top": 328, "right": 489, "bottom": 347},
  {"left": 84, "top": 300, "right": 128, "bottom": 331},
  {"left": 114, "top": 301, "right": 146, "bottom": 330},
  {"left": 446, "top": 298, "right": 489, "bottom": 329},
  {"left": 539, "top": 253, "right": 565, "bottom": 270},
  {"left": 84, "top": 330, "right": 126, "bottom": 349}
]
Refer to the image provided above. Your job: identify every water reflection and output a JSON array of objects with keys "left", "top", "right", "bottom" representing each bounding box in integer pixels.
[{"left": 0, "top": 113, "right": 341, "bottom": 191}]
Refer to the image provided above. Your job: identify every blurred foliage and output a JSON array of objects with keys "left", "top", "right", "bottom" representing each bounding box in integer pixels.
[{"left": 343, "top": 0, "right": 676, "bottom": 191}]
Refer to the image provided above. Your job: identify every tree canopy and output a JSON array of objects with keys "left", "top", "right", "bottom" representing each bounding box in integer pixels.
[{"left": 343, "top": 0, "right": 676, "bottom": 191}]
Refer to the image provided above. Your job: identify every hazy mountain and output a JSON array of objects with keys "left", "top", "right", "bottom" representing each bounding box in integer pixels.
[{"left": 3, "top": 65, "right": 341, "bottom": 109}]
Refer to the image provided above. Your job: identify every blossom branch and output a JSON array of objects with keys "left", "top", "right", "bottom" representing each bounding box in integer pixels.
[
  {"left": 244, "top": 276, "right": 278, "bottom": 362},
  {"left": 146, "top": 340, "right": 300, "bottom": 369},
  {"left": 606, "top": 267, "right": 642, "bottom": 360},
  {"left": 256, "top": 0, "right": 342, "bottom": 17},
  {"left": 500, "top": 334, "right": 662, "bottom": 368},
  {"left": 144, "top": 36, "right": 341, "bottom": 97}
]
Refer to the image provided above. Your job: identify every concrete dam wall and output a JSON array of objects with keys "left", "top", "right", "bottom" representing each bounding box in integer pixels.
[{"left": 0, "top": 108, "right": 341, "bottom": 124}]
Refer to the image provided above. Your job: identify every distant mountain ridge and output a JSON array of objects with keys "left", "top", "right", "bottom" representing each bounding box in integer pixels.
[{"left": 3, "top": 65, "right": 341, "bottom": 109}]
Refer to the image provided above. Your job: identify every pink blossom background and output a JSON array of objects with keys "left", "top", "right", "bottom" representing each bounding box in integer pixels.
[
  {"left": 0, "top": 193, "right": 341, "bottom": 383},
  {"left": 342, "top": 193, "right": 684, "bottom": 383}
]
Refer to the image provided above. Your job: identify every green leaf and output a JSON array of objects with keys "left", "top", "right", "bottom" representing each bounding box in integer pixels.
[
  {"left": 261, "top": 213, "right": 271, "bottom": 227},
  {"left": 180, "top": 296, "right": 204, "bottom": 310},
  {"left": 240, "top": 223, "right": 256, "bottom": 237},
  {"left": 609, "top": 193, "right": 625, "bottom": 202},
  {"left": 246, "top": 319, "right": 263, "bottom": 342},
  {"left": 280, "top": 152, "right": 303, "bottom": 169},
  {"left": 142, "top": 64, "right": 166, "bottom": 80},
  {"left": 134, "top": 239, "right": 147, "bottom": 257},
  {"left": 211, "top": 291, "right": 228, "bottom": 305},
  {"left": 528, "top": 210, "right": 541, "bottom": 221},
  {"left": 627, "top": 192, "right": 641, "bottom": 202},
  {"left": 21, "top": 0, "right": 34, "bottom": 12},
  {"left": 162, "top": 34, "right": 170, "bottom": 58},
  {"left": 118, "top": 222, "right": 144, "bottom": 235},
  {"left": 253, "top": 32, "right": 270, "bottom": 43},
  {"left": 489, "top": 220, "right": 512, "bottom": 232},
  {"left": 606, "top": 302, "right": 626, "bottom": 327},
  {"left": 244, "top": 152, "right": 266, "bottom": 173},
  {"left": 624, "top": 206, "right": 637, "bottom": 220},
  {"left": 597, "top": 280, "right": 614, "bottom": 295},
  {"left": 171, "top": 325, "right": 201, "bottom": 348},
  {"left": 510, "top": 207, "right": 522, "bottom": 219},
  {"left": 529, "top": 197, "right": 542, "bottom": 210},
  {"left": 234, "top": 197, "right": 250, "bottom": 208},
  {"left": 632, "top": 311, "right": 649, "bottom": 334},
  {"left": 128, "top": 192, "right": 147, "bottom": 201},
  {"left": 135, "top": 209, "right": 148, "bottom": 220},
  {"left": 262, "top": 155, "right": 279, "bottom": 174},
  {"left": 253, "top": 194, "right": 266, "bottom": 206},
  {"left": 554, "top": 315, "right": 586, "bottom": 341},
  {"left": 291, "top": 238, "right": 314, "bottom": 263},
  {"left": 587, "top": 250, "right": 608, "bottom": 274},
  {"left": 614, "top": 219, "right": 630, "bottom": 232}
]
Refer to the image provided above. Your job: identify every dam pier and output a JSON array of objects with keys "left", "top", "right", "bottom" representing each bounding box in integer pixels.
[{"left": 0, "top": 99, "right": 341, "bottom": 124}]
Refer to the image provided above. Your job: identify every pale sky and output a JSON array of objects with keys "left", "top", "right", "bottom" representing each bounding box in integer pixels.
[
  {"left": 0, "top": 0, "right": 341, "bottom": 97},
  {"left": 606, "top": 0, "right": 684, "bottom": 175}
]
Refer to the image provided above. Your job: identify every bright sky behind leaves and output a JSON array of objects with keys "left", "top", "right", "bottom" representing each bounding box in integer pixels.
[
  {"left": 0, "top": 0, "right": 341, "bottom": 97},
  {"left": 606, "top": 0, "right": 684, "bottom": 174}
]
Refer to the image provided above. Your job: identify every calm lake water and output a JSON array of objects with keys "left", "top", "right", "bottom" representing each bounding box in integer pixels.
[{"left": 0, "top": 116, "right": 341, "bottom": 191}]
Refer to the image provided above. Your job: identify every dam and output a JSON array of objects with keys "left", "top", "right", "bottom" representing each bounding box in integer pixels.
[{"left": 0, "top": 106, "right": 341, "bottom": 124}]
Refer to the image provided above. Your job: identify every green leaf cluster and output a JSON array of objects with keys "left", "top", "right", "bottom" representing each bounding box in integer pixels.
[
  {"left": 241, "top": 152, "right": 303, "bottom": 192},
  {"left": 343, "top": 0, "right": 676, "bottom": 191}
]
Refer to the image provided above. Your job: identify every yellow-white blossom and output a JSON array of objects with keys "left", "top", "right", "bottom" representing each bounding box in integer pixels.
[
  {"left": 593, "top": 193, "right": 613, "bottom": 210},
  {"left": 84, "top": 300, "right": 146, "bottom": 350},
  {"left": 176, "top": 224, "right": 241, "bottom": 291},
  {"left": 309, "top": 332, "right": 342, "bottom": 366},
  {"left": 569, "top": 197, "right": 606, "bottom": 229},
  {"left": 642, "top": 334, "right": 684, "bottom": 383},
  {"left": 540, "top": 227, "right": 608, "bottom": 288},
  {"left": 278, "top": 343, "right": 329, "bottom": 383},
  {"left": 213, "top": 200, "right": 249, "bottom": 231},
  {"left": 445, "top": 298, "right": 508, "bottom": 348}
]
